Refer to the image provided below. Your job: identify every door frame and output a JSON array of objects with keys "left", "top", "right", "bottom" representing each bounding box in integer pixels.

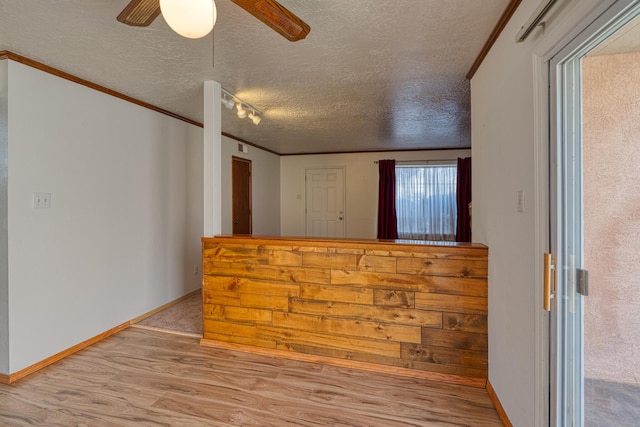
[
  {"left": 550, "top": 42, "right": 587, "bottom": 427},
  {"left": 232, "top": 156, "right": 252, "bottom": 235},
  {"left": 535, "top": 1, "right": 640, "bottom": 424}
]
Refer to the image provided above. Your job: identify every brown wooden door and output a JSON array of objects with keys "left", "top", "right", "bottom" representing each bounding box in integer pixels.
[{"left": 232, "top": 157, "right": 252, "bottom": 234}]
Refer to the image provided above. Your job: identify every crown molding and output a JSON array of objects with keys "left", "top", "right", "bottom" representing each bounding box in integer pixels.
[
  {"left": 0, "top": 50, "right": 204, "bottom": 127},
  {"left": 466, "top": 0, "right": 523, "bottom": 80}
]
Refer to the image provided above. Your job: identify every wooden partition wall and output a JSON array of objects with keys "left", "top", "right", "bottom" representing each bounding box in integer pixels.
[{"left": 201, "top": 236, "right": 488, "bottom": 386}]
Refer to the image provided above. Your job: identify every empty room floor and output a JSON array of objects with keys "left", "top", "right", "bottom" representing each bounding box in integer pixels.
[{"left": 0, "top": 327, "right": 502, "bottom": 426}]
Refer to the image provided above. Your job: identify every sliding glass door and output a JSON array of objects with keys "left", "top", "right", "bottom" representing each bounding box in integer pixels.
[{"left": 548, "top": 2, "right": 640, "bottom": 425}]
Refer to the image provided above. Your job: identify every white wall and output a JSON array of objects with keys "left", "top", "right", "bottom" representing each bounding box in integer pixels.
[
  {"left": 471, "top": 0, "right": 616, "bottom": 424},
  {"left": 280, "top": 150, "right": 470, "bottom": 239},
  {"left": 221, "top": 138, "right": 280, "bottom": 236},
  {"left": 0, "top": 59, "right": 8, "bottom": 374},
  {"left": 5, "top": 60, "right": 202, "bottom": 373}
]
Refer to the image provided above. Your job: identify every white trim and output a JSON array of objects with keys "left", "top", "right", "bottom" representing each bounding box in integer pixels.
[
  {"left": 204, "top": 80, "right": 222, "bottom": 236},
  {"left": 532, "top": 52, "right": 550, "bottom": 427},
  {"left": 533, "top": 1, "right": 621, "bottom": 60},
  {"left": 516, "top": 0, "right": 560, "bottom": 43}
]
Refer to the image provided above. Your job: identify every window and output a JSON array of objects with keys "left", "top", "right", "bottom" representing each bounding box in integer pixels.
[{"left": 395, "top": 164, "right": 457, "bottom": 241}]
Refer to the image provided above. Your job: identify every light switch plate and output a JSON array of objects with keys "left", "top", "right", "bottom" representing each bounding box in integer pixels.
[{"left": 33, "top": 193, "right": 51, "bottom": 209}]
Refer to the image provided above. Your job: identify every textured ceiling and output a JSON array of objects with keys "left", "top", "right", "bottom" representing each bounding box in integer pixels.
[{"left": 0, "top": 0, "right": 509, "bottom": 154}]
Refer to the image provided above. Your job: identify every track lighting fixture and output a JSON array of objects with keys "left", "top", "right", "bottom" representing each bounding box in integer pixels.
[
  {"left": 248, "top": 111, "right": 261, "bottom": 125},
  {"left": 236, "top": 103, "right": 248, "bottom": 119},
  {"left": 220, "top": 88, "right": 263, "bottom": 125},
  {"left": 220, "top": 94, "right": 235, "bottom": 109}
]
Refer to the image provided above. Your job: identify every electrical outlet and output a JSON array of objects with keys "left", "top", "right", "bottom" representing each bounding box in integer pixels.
[{"left": 33, "top": 193, "right": 51, "bottom": 209}]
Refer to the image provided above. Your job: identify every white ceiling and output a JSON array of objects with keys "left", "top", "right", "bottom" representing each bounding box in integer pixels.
[{"left": 0, "top": 0, "right": 510, "bottom": 154}]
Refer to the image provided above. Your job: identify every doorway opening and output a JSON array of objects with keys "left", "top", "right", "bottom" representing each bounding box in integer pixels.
[{"left": 232, "top": 156, "right": 252, "bottom": 235}]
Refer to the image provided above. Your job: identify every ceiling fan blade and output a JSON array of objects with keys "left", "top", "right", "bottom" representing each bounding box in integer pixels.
[
  {"left": 231, "top": 0, "right": 310, "bottom": 42},
  {"left": 117, "top": 0, "right": 161, "bottom": 27}
]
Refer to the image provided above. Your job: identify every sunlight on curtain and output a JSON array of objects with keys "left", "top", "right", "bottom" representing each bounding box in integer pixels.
[{"left": 396, "top": 165, "right": 457, "bottom": 241}]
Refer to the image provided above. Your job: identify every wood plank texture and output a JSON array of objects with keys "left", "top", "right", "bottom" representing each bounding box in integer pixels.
[
  {"left": 299, "top": 283, "right": 374, "bottom": 304},
  {"left": 200, "top": 334, "right": 489, "bottom": 388},
  {"left": 202, "top": 236, "right": 488, "bottom": 381},
  {"left": 402, "top": 343, "right": 489, "bottom": 370},
  {"left": 0, "top": 328, "right": 502, "bottom": 425},
  {"left": 288, "top": 298, "right": 443, "bottom": 327}
]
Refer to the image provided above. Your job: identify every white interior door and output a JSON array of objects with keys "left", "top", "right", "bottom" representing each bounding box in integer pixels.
[{"left": 305, "top": 168, "right": 345, "bottom": 238}]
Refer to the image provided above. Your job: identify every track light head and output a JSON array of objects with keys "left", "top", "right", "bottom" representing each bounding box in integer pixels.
[
  {"left": 221, "top": 88, "right": 262, "bottom": 124},
  {"left": 248, "top": 111, "right": 261, "bottom": 125},
  {"left": 236, "top": 103, "right": 248, "bottom": 118},
  {"left": 221, "top": 96, "right": 234, "bottom": 109}
]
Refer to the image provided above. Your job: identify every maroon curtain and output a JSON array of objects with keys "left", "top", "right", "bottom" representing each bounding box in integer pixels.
[
  {"left": 456, "top": 157, "right": 472, "bottom": 242},
  {"left": 377, "top": 159, "right": 398, "bottom": 239}
]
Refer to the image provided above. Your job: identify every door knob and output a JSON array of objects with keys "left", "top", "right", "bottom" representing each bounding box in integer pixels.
[
  {"left": 233, "top": 220, "right": 239, "bottom": 224},
  {"left": 339, "top": 217, "right": 343, "bottom": 220}
]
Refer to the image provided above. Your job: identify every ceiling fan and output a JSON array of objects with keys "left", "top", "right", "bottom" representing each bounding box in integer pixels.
[{"left": 117, "top": 0, "right": 310, "bottom": 41}]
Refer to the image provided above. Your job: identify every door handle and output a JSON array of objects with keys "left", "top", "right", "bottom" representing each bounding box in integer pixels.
[
  {"left": 543, "top": 253, "right": 555, "bottom": 311},
  {"left": 339, "top": 217, "right": 343, "bottom": 220},
  {"left": 576, "top": 268, "right": 589, "bottom": 296},
  {"left": 233, "top": 220, "right": 239, "bottom": 225}
]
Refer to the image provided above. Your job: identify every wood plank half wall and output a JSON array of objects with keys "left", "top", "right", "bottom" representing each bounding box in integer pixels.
[{"left": 201, "top": 235, "right": 489, "bottom": 387}]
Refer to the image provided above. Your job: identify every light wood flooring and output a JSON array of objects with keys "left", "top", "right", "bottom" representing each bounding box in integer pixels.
[{"left": 0, "top": 327, "right": 502, "bottom": 426}]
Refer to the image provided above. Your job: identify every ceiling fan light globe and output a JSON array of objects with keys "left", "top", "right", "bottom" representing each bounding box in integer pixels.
[{"left": 160, "top": 0, "right": 217, "bottom": 39}]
